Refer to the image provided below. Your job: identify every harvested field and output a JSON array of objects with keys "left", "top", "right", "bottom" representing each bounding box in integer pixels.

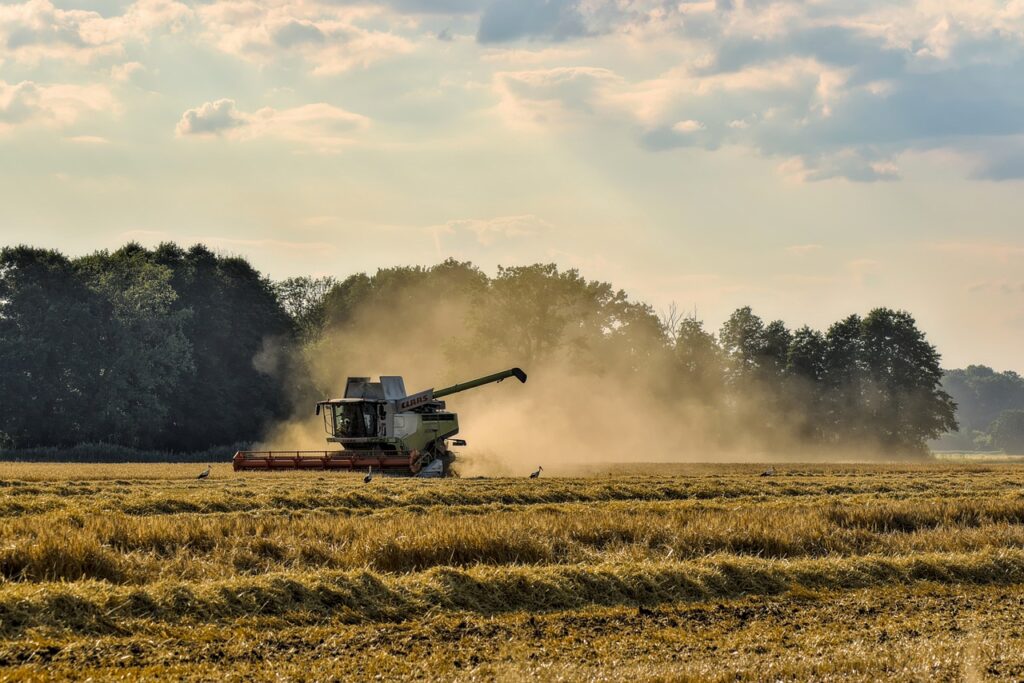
[{"left": 2, "top": 461, "right": 1024, "bottom": 680}]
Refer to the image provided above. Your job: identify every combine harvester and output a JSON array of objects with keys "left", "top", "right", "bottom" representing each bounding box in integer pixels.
[{"left": 233, "top": 368, "right": 527, "bottom": 477}]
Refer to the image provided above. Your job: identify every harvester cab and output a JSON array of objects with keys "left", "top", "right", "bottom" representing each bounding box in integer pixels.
[{"left": 233, "top": 368, "right": 527, "bottom": 477}]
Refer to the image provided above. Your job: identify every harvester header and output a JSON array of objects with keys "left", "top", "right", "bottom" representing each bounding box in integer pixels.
[{"left": 233, "top": 367, "right": 527, "bottom": 477}]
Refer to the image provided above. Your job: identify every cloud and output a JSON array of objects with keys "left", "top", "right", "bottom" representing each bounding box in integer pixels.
[
  {"left": 0, "top": 0, "right": 191, "bottom": 65},
  {"left": 0, "top": 80, "right": 114, "bottom": 132},
  {"left": 176, "top": 98, "right": 371, "bottom": 150},
  {"left": 478, "top": 0, "right": 1024, "bottom": 181},
  {"left": 433, "top": 214, "right": 551, "bottom": 245},
  {"left": 492, "top": 66, "right": 625, "bottom": 127},
  {"left": 781, "top": 150, "right": 900, "bottom": 183},
  {"left": 110, "top": 61, "right": 145, "bottom": 82},
  {"left": 194, "top": 1, "right": 414, "bottom": 75},
  {"left": 477, "top": 0, "right": 589, "bottom": 43},
  {"left": 672, "top": 119, "right": 704, "bottom": 133},
  {"left": 175, "top": 99, "right": 247, "bottom": 136}
]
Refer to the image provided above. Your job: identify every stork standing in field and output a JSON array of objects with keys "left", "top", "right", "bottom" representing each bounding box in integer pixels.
[
  {"left": 364, "top": 466, "right": 373, "bottom": 484},
  {"left": 197, "top": 466, "right": 211, "bottom": 480},
  {"left": 530, "top": 466, "right": 543, "bottom": 479},
  {"left": 760, "top": 466, "right": 775, "bottom": 477}
]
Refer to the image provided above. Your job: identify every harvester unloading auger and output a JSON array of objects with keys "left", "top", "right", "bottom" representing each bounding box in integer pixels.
[{"left": 232, "top": 368, "right": 527, "bottom": 477}]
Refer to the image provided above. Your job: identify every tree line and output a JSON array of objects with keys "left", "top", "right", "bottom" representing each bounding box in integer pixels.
[
  {"left": 0, "top": 243, "right": 973, "bottom": 457},
  {"left": 933, "top": 366, "right": 1024, "bottom": 453},
  {"left": 0, "top": 244, "right": 296, "bottom": 452}
]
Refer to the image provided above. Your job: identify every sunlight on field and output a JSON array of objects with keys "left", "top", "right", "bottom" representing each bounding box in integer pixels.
[{"left": 2, "top": 462, "right": 1024, "bottom": 680}]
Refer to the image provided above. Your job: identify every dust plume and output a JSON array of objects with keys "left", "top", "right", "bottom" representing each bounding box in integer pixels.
[{"left": 258, "top": 264, "right": 912, "bottom": 473}]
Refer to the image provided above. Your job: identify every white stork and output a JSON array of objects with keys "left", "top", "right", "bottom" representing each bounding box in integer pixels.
[
  {"left": 529, "top": 466, "right": 543, "bottom": 479},
  {"left": 364, "top": 466, "right": 373, "bottom": 484},
  {"left": 197, "top": 466, "right": 211, "bottom": 480}
]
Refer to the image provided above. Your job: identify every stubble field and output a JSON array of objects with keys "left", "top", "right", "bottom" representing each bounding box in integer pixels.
[{"left": 2, "top": 461, "right": 1024, "bottom": 681}]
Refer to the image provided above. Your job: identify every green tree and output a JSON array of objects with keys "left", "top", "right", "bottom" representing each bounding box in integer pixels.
[
  {"left": 934, "top": 366, "right": 1024, "bottom": 449},
  {"left": 761, "top": 320, "right": 793, "bottom": 377},
  {"left": 858, "top": 308, "right": 957, "bottom": 452},
  {"left": 468, "top": 263, "right": 636, "bottom": 370},
  {"left": 0, "top": 247, "right": 105, "bottom": 447},
  {"left": 673, "top": 317, "right": 724, "bottom": 399},
  {"left": 719, "top": 306, "right": 765, "bottom": 382},
  {"left": 991, "top": 409, "right": 1024, "bottom": 454},
  {"left": 151, "top": 243, "right": 296, "bottom": 450},
  {"left": 786, "top": 326, "right": 828, "bottom": 439},
  {"left": 822, "top": 314, "right": 866, "bottom": 442},
  {"left": 274, "top": 276, "right": 337, "bottom": 341},
  {"left": 787, "top": 326, "right": 827, "bottom": 382},
  {"left": 74, "top": 244, "right": 193, "bottom": 446}
]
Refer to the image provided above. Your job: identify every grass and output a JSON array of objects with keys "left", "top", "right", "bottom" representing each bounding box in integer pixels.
[{"left": 2, "top": 461, "right": 1024, "bottom": 680}]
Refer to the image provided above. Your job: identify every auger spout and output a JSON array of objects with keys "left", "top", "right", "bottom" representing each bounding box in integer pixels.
[{"left": 433, "top": 368, "right": 527, "bottom": 399}]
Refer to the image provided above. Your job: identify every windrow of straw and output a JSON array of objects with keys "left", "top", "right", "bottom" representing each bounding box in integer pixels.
[
  {"left": 6, "top": 497, "right": 1024, "bottom": 583},
  {"left": 2, "top": 549, "right": 1024, "bottom": 636},
  {"left": 2, "top": 463, "right": 1023, "bottom": 517}
]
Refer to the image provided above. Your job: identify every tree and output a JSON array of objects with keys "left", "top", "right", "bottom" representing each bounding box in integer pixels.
[
  {"left": 719, "top": 306, "right": 766, "bottom": 383},
  {"left": 761, "top": 320, "right": 793, "bottom": 378},
  {"left": 468, "top": 263, "right": 636, "bottom": 370},
  {"left": 991, "top": 410, "right": 1024, "bottom": 454},
  {"left": 939, "top": 366, "right": 1024, "bottom": 439},
  {"left": 786, "top": 326, "right": 828, "bottom": 440},
  {"left": 74, "top": 244, "right": 193, "bottom": 446},
  {"left": 0, "top": 247, "right": 106, "bottom": 447},
  {"left": 274, "top": 276, "right": 337, "bottom": 340},
  {"left": 857, "top": 308, "right": 957, "bottom": 452},
  {"left": 151, "top": 243, "right": 297, "bottom": 450},
  {"left": 822, "top": 314, "right": 866, "bottom": 442},
  {"left": 673, "top": 316, "right": 724, "bottom": 399},
  {"left": 787, "top": 326, "right": 827, "bottom": 383}
]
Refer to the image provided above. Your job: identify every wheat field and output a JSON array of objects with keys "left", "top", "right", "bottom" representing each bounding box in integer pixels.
[{"left": 2, "top": 461, "right": 1024, "bottom": 680}]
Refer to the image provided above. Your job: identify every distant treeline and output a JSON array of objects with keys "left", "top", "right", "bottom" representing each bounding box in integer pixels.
[
  {"left": 933, "top": 367, "right": 1024, "bottom": 453},
  {"left": 0, "top": 243, "right": 977, "bottom": 459}
]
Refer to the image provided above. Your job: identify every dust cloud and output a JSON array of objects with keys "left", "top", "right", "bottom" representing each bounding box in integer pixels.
[{"left": 258, "top": 277, "right": 896, "bottom": 475}]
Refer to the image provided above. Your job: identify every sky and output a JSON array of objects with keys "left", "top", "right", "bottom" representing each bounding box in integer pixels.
[{"left": 2, "top": 0, "right": 1024, "bottom": 372}]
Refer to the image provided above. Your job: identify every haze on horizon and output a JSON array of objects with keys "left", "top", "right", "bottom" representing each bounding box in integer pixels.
[{"left": 2, "top": 0, "right": 1023, "bottom": 372}]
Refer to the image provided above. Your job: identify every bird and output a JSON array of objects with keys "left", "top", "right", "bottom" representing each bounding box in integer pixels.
[
  {"left": 529, "top": 466, "right": 543, "bottom": 479},
  {"left": 760, "top": 466, "right": 775, "bottom": 477},
  {"left": 197, "top": 466, "right": 211, "bottom": 480},
  {"left": 364, "top": 466, "right": 373, "bottom": 484}
]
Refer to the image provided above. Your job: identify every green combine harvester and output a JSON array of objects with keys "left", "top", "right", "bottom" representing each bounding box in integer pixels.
[{"left": 233, "top": 368, "right": 527, "bottom": 477}]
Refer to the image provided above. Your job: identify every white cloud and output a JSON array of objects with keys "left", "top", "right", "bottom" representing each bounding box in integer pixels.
[
  {"left": 492, "top": 66, "right": 625, "bottom": 128},
  {"left": 478, "top": 0, "right": 1024, "bottom": 181},
  {"left": 110, "top": 61, "right": 145, "bottom": 83},
  {"left": 0, "top": 0, "right": 190, "bottom": 65},
  {"left": 175, "top": 99, "right": 247, "bottom": 136},
  {"left": 176, "top": 98, "right": 371, "bottom": 151},
  {"left": 672, "top": 119, "right": 704, "bottom": 133},
  {"left": 0, "top": 80, "right": 114, "bottom": 132},
  {"left": 194, "top": 1, "right": 414, "bottom": 75}
]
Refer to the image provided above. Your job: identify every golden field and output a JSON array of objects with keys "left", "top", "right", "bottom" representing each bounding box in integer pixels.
[{"left": 2, "top": 461, "right": 1024, "bottom": 681}]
